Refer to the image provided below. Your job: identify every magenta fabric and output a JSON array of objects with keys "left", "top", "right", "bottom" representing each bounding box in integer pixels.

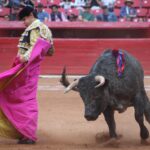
[{"left": 0, "top": 38, "right": 51, "bottom": 141}]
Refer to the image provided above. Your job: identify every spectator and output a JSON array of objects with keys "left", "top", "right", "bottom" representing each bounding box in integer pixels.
[
  {"left": 9, "top": 6, "right": 20, "bottom": 20},
  {"left": 88, "top": 0, "right": 102, "bottom": 10},
  {"left": 60, "top": 0, "right": 74, "bottom": 11},
  {"left": 0, "top": 0, "right": 3, "bottom": 6},
  {"left": 120, "top": 0, "right": 137, "bottom": 21},
  {"left": 6, "top": 0, "right": 35, "bottom": 8},
  {"left": 78, "top": 4, "right": 95, "bottom": 21},
  {"left": 68, "top": 13, "right": 78, "bottom": 21},
  {"left": 101, "top": 0, "right": 116, "bottom": 7},
  {"left": 20, "top": 0, "right": 35, "bottom": 7},
  {"left": 37, "top": 3, "right": 49, "bottom": 22},
  {"left": 49, "top": 4, "right": 68, "bottom": 21},
  {"left": 0, "top": 0, "right": 2, "bottom": 8},
  {"left": 2, "top": 0, "right": 9, "bottom": 7},
  {"left": 8, "top": 0, "right": 21, "bottom": 7},
  {"left": 97, "top": 5, "right": 117, "bottom": 22},
  {"left": 74, "top": 0, "right": 87, "bottom": 8}
]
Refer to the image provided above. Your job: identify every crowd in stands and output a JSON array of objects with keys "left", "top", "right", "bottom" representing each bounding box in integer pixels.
[{"left": 0, "top": 0, "right": 150, "bottom": 22}]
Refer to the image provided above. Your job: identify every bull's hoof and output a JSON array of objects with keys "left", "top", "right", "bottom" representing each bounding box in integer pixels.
[
  {"left": 141, "top": 139, "right": 150, "bottom": 146},
  {"left": 95, "top": 132, "right": 122, "bottom": 144},
  {"left": 17, "top": 138, "right": 36, "bottom": 144},
  {"left": 101, "top": 138, "right": 120, "bottom": 148},
  {"left": 95, "top": 132, "right": 110, "bottom": 143}
]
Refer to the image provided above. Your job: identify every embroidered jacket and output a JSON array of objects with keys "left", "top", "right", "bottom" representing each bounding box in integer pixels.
[{"left": 18, "top": 19, "right": 53, "bottom": 61}]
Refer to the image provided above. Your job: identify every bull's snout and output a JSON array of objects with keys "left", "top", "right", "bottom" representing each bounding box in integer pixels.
[
  {"left": 84, "top": 102, "right": 98, "bottom": 121},
  {"left": 84, "top": 103, "right": 98, "bottom": 121},
  {"left": 84, "top": 114, "right": 97, "bottom": 121}
]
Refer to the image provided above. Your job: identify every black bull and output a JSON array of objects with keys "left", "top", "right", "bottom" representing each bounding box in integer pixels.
[{"left": 60, "top": 49, "right": 150, "bottom": 143}]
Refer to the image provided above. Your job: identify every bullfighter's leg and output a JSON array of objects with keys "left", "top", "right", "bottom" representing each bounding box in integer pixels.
[
  {"left": 133, "top": 93, "right": 149, "bottom": 144},
  {"left": 17, "top": 138, "right": 35, "bottom": 144}
]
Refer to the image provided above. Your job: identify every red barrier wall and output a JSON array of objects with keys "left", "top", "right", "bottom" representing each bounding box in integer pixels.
[
  {"left": 0, "top": 38, "right": 150, "bottom": 75},
  {"left": 0, "top": 21, "right": 150, "bottom": 38}
]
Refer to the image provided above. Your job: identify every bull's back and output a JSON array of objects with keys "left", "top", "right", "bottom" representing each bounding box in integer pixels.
[{"left": 90, "top": 49, "right": 144, "bottom": 96}]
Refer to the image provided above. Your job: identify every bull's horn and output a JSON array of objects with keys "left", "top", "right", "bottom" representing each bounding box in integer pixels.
[
  {"left": 95, "top": 75, "right": 105, "bottom": 88},
  {"left": 64, "top": 79, "right": 79, "bottom": 93}
]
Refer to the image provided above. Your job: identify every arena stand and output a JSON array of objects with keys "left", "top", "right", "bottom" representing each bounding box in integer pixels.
[
  {"left": 0, "top": 20, "right": 150, "bottom": 75},
  {"left": 0, "top": 0, "right": 150, "bottom": 75},
  {"left": 0, "top": 0, "right": 150, "bottom": 21},
  {"left": 41, "top": 0, "right": 150, "bottom": 23}
]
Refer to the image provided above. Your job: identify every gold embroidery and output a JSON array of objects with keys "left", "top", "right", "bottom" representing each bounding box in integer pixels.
[{"left": 18, "top": 19, "right": 53, "bottom": 60}]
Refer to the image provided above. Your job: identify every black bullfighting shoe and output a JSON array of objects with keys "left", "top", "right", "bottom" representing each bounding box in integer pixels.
[{"left": 17, "top": 138, "right": 36, "bottom": 144}]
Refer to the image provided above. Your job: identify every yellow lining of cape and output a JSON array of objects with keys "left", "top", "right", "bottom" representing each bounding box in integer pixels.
[
  {"left": 0, "top": 110, "right": 21, "bottom": 139},
  {"left": 0, "top": 67, "right": 25, "bottom": 139},
  {"left": 0, "top": 65, "right": 27, "bottom": 92}
]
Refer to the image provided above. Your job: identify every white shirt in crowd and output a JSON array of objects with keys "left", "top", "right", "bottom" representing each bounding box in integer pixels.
[
  {"left": 60, "top": 1, "right": 74, "bottom": 10},
  {"left": 101, "top": 0, "right": 116, "bottom": 6},
  {"left": 74, "top": 0, "right": 86, "bottom": 7}
]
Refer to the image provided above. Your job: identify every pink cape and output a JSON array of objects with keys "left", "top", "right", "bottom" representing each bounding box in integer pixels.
[{"left": 0, "top": 38, "right": 50, "bottom": 141}]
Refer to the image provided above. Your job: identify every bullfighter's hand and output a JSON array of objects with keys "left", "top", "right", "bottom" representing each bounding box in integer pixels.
[
  {"left": 47, "top": 45, "right": 55, "bottom": 56},
  {"left": 19, "top": 55, "right": 28, "bottom": 63}
]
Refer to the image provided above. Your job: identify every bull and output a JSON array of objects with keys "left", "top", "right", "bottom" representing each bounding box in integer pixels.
[{"left": 60, "top": 49, "right": 150, "bottom": 144}]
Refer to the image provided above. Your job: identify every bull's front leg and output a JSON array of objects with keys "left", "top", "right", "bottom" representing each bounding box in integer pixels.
[
  {"left": 103, "top": 106, "right": 117, "bottom": 138},
  {"left": 96, "top": 107, "right": 121, "bottom": 147}
]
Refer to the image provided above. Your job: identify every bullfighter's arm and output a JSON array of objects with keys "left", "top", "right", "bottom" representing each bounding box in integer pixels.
[{"left": 39, "top": 26, "right": 55, "bottom": 56}]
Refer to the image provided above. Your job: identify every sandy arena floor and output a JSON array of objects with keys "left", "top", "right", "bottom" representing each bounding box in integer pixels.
[{"left": 0, "top": 77, "right": 150, "bottom": 150}]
